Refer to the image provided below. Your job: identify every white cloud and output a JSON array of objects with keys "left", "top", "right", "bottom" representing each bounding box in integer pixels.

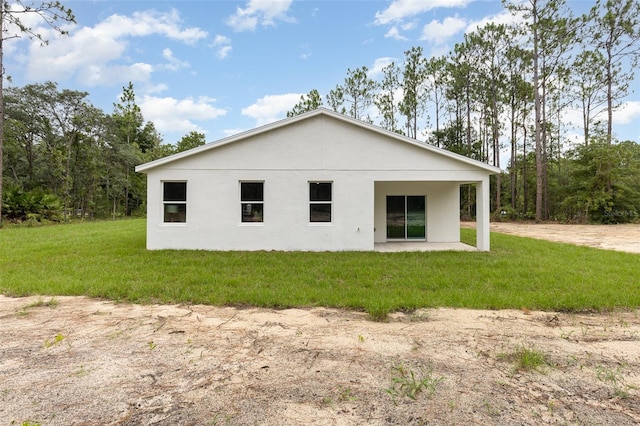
[
  {"left": 612, "top": 101, "right": 640, "bottom": 125},
  {"left": 217, "top": 45, "right": 233, "bottom": 60},
  {"left": 140, "top": 95, "right": 227, "bottom": 134},
  {"left": 98, "top": 9, "right": 207, "bottom": 43},
  {"left": 466, "top": 10, "right": 526, "bottom": 33},
  {"left": 161, "top": 48, "right": 190, "bottom": 71},
  {"left": 420, "top": 16, "right": 467, "bottom": 45},
  {"left": 24, "top": 9, "right": 206, "bottom": 85},
  {"left": 384, "top": 26, "right": 409, "bottom": 41},
  {"left": 241, "top": 93, "right": 303, "bottom": 126},
  {"left": 369, "top": 57, "right": 396, "bottom": 77},
  {"left": 374, "top": 0, "right": 473, "bottom": 25},
  {"left": 226, "top": 0, "right": 296, "bottom": 32},
  {"left": 214, "top": 34, "right": 231, "bottom": 45},
  {"left": 212, "top": 35, "right": 233, "bottom": 59},
  {"left": 75, "top": 63, "right": 154, "bottom": 87}
]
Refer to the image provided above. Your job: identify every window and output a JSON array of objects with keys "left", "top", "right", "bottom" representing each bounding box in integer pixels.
[
  {"left": 163, "top": 181, "right": 186, "bottom": 223},
  {"left": 241, "top": 182, "right": 264, "bottom": 222},
  {"left": 309, "top": 182, "right": 332, "bottom": 223}
]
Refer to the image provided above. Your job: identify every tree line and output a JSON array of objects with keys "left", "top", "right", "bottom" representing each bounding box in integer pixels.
[
  {"left": 2, "top": 0, "right": 639, "bottom": 225},
  {"left": 288, "top": 0, "right": 640, "bottom": 223},
  {"left": 1, "top": 81, "right": 204, "bottom": 223}
]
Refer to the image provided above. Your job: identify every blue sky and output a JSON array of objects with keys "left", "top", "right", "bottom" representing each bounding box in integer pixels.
[{"left": 4, "top": 0, "right": 640, "bottom": 147}]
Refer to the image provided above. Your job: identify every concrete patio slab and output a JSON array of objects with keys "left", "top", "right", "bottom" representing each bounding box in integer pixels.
[{"left": 374, "top": 242, "right": 477, "bottom": 252}]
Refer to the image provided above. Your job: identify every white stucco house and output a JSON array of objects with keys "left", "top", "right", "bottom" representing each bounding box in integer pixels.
[{"left": 135, "top": 108, "right": 500, "bottom": 252}]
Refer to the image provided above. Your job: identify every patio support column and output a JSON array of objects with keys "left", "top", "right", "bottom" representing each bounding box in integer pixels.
[{"left": 476, "top": 178, "right": 490, "bottom": 251}]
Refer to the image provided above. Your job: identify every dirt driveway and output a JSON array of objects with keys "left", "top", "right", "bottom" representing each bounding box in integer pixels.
[
  {"left": 487, "top": 222, "right": 640, "bottom": 254},
  {"left": 1, "top": 224, "right": 639, "bottom": 425}
]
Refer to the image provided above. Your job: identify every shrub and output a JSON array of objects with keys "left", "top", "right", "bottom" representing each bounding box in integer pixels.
[{"left": 2, "top": 187, "right": 63, "bottom": 223}]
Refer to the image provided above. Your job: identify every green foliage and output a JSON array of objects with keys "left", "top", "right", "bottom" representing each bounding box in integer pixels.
[
  {"left": 2, "top": 187, "right": 62, "bottom": 223},
  {"left": 374, "top": 62, "right": 403, "bottom": 134},
  {"left": 327, "top": 66, "right": 377, "bottom": 121},
  {"left": 176, "top": 131, "right": 206, "bottom": 153},
  {"left": 384, "top": 362, "right": 443, "bottom": 404},
  {"left": 596, "top": 364, "right": 630, "bottom": 399},
  {"left": 1, "top": 81, "right": 164, "bottom": 220},
  {"left": 498, "top": 345, "right": 549, "bottom": 372},
  {"left": 286, "top": 89, "right": 323, "bottom": 117},
  {"left": 561, "top": 140, "right": 640, "bottom": 223}
]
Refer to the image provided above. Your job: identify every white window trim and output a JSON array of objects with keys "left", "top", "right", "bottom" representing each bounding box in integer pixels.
[
  {"left": 162, "top": 181, "right": 187, "bottom": 225},
  {"left": 239, "top": 181, "right": 265, "bottom": 226},
  {"left": 308, "top": 181, "right": 333, "bottom": 225}
]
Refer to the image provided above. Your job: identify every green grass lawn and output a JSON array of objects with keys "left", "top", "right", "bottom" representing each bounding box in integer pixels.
[{"left": 1, "top": 219, "right": 638, "bottom": 315}]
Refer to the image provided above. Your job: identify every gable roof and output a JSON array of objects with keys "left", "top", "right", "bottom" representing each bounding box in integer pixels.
[{"left": 135, "top": 107, "right": 500, "bottom": 174}]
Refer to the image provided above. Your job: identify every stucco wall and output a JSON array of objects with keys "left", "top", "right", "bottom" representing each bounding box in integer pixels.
[
  {"left": 142, "top": 113, "right": 493, "bottom": 251},
  {"left": 146, "top": 169, "right": 375, "bottom": 251}
]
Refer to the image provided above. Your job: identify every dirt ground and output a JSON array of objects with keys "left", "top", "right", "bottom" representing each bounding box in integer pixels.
[
  {"left": 1, "top": 223, "right": 639, "bottom": 425},
  {"left": 485, "top": 222, "right": 640, "bottom": 254}
]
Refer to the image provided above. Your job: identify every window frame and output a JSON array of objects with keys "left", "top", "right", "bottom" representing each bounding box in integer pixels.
[
  {"left": 162, "top": 181, "right": 187, "bottom": 224},
  {"left": 240, "top": 181, "right": 265, "bottom": 224},
  {"left": 309, "top": 181, "right": 333, "bottom": 224}
]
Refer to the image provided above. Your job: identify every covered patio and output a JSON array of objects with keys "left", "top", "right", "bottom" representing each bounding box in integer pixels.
[{"left": 373, "top": 179, "right": 491, "bottom": 252}]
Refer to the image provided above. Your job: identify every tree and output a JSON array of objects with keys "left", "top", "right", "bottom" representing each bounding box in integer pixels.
[
  {"left": 286, "top": 89, "right": 323, "bottom": 117},
  {"left": 112, "top": 82, "right": 145, "bottom": 217},
  {"left": 176, "top": 131, "right": 206, "bottom": 153},
  {"left": 424, "top": 56, "right": 448, "bottom": 147},
  {"left": 373, "top": 62, "right": 402, "bottom": 134},
  {"left": 562, "top": 139, "right": 640, "bottom": 222},
  {"left": 448, "top": 43, "right": 477, "bottom": 158},
  {"left": 585, "top": 0, "right": 640, "bottom": 144},
  {"left": 463, "top": 23, "right": 513, "bottom": 210},
  {"left": 504, "top": 0, "right": 577, "bottom": 221},
  {"left": 399, "top": 47, "right": 427, "bottom": 139},
  {"left": 571, "top": 50, "right": 608, "bottom": 145},
  {"left": 327, "top": 66, "right": 377, "bottom": 121},
  {"left": 4, "top": 82, "right": 114, "bottom": 220},
  {"left": 1, "top": 1, "right": 75, "bottom": 225}
]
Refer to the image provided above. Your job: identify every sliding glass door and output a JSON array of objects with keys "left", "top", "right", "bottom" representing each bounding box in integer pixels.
[{"left": 386, "top": 195, "right": 425, "bottom": 240}]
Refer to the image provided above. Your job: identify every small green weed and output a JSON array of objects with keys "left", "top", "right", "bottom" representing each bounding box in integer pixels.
[
  {"left": 336, "top": 386, "right": 358, "bottom": 402},
  {"left": 148, "top": 341, "right": 157, "bottom": 350},
  {"left": 75, "top": 365, "right": 89, "bottom": 378},
  {"left": 18, "top": 297, "right": 59, "bottom": 316},
  {"left": 30, "top": 296, "right": 59, "bottom": 308},
  {"left": 43, "top": 333, "right": 66, "bottom": 348},
  {"left": 323, "top": 386, "right": 358, "bottom": 406},
  {"left": 498, "top": 345, "right": 549, "bottom": 372},
  {"left": 384, "top": 362, "right": 443, "bottom": 404},
  {"left": 596, "top": 364, "right": 630, "bottom": 399}
]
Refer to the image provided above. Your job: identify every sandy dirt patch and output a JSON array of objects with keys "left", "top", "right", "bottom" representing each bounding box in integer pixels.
[
  {"left": 1, "top": 295, "right": 639, "bottom": 425},
  {"left": 482, "top": 222, "right": 640, "bottom": 254}
]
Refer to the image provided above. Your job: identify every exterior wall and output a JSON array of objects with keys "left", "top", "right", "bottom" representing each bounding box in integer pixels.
[
  {"left": 142, "top": 113, "right": 495, "bottom": 251},
  {"left": 373, "top": 181, "right": 460, "bottom": 244},
  {"left": 146, "top": 169, "right": 375, "bottom": 251}
]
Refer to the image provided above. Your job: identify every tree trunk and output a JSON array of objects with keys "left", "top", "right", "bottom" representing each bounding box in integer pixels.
[
  {"left": 605, "top": 32, "right": 614, "bottom": 145},
  {"left": 533, "top": 1, "right": 543, "bottom": 222},
  {"left": 0, "top": 6, "right": 4, "bottom": 226},
  {"left": 510, "top": 95, "right": 517, "bottom": 211}
]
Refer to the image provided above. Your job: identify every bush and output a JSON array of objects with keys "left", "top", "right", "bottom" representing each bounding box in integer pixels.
[{"left": 2, "top": 187, "right": 63, "bottom": 223}]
